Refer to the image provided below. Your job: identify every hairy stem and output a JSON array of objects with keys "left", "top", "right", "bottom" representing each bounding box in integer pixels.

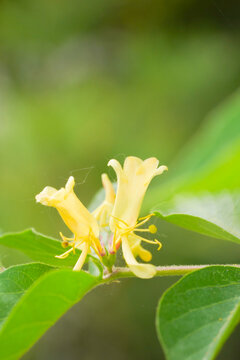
[{"left": 103, "top": 264, "right": 240, "bottom": 281}]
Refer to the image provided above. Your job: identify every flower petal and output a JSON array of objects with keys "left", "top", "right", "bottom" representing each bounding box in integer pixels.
[
  {"left": 108, "top": 159, "right": 123, "bottom": 179},
  {"left": 92, "top": 174, "right": 115, "bottom": 228},
  {"left": 128, "top": 234, "right": 152, "bottom": 262},
  {"left": 109, "top": 156, "right": 167, "bottom": 228},
  {"left": 155, "top": 165, "right": 168, "bottom": 176},
  {"left": 35, "top": 186, "right": 58, "bottom": 206},
  {"left": 36, "top": 176, "right": 99, "bottom": 238},
  {"left": 101, "top": 173, "right": 115, "bottom": 204},
  {"left": 122, "top": 236, "right": 156, "bottom": 279}
]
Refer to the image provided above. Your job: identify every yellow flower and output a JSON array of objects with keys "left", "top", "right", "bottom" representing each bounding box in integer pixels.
[
  {"left": 92, "top": 173, "right": 115, "bottom": 228},
  {"left": 108, "top": 156, "right": 167, "bottom": 279},
  {"left": 36, "top": 176, "right": 104, "bottom": 271}
]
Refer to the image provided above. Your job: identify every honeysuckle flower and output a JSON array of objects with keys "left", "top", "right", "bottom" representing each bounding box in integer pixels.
[
  {"left": 36, "top": 176, "right": 104, "bottom": 271},
  {"left": 92, "top": 173, "right": 115, "bottom": 229},
  {"left": 91, "top": 173, "right": 117, "bottom": 269},
  {"left": 108, "top": 156, "right": 167, "bottom": 279}
]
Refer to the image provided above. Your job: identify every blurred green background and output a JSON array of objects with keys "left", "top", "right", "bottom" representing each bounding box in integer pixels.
[{"left": 0, "top": 0, "right": 240, "bottom": 359}]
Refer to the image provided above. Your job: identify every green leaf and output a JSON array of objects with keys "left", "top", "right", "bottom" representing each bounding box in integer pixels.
[
  {"left": 0, "top": 264, "right": 99, "bottom": 360},
  {"left": 168, "top": 92, "right": 240, "bottom": 183},
  {"left": 155, "top": 191, "right": 240, "bottom": 243},
  {"left": 0, "top": 263, "right": 53, "bottom": 328},
  {"left": 156, "top": 266, "right": 240, "bottom": 360},
  {"left": 0, "top": 229, "right": 102, "bottom": 270},
  {"left": 147, "top": 92, "right": 240, "bottom": 201},
  {"left": 143, "top": 90, "right": 240, "bottom": 243}
]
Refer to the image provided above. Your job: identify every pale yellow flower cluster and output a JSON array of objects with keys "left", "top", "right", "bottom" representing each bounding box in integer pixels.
[{"left": 35, "top": 156, "right": 167, "bottom": 278}]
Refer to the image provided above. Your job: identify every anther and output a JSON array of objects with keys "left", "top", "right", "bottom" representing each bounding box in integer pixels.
[
  {"left": 62, "top": 241, "right": 69, "bottom": 248},
  {"left": 148, "top": 224, "right": 157, "bottom": 234}
]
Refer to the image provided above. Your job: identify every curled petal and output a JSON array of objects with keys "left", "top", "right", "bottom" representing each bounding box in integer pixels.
[
  {"left": 155, "top": 165, "right": 168, "bottom": 176},
  {"left": 134, "top": 246, "right": 152, "bottom": 262},
  {"left": 128, "top": 234, "right": 152, "bottom": 262},
  {"left": 55, "top": 247, "right": 74, "bottom": 259},
  {"left": 65, "top": 176, "right": 75, "bottom": 192},
  {"left": 122, "top": 236, "right": 156, "bottom": 279},
  {"left": 101, "top": 173, "right": 115, "bottom": 204},
  {"left": 92, "top": 173, "right": 115, "bottom": 227},
  {"left": 108, "top": 159, "right": 123, "bottom": 179}
]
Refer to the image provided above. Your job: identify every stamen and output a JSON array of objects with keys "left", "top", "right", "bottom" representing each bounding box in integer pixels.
[
  {"left": 112, "top": 229, "right": 117, "bottom": 252},
  {"left": 55, "top": 247, "right": 74, "bottom": 259},
  {"left": 61, "top": 241, "right": 69, "bottom": 248},
  {"left": 115, "top": 236, "right": 121, "bottom": 251},
  {"left": 131, "top": 224, "right": 157, "bottom": 234},
  {"left": 110, "top": 215, "right": 129, "bottom": 227},
  {"left": 138, "top": 214, "right": 154, "bottom": 221},
  {"left": 110, "top": 230, "right": 121, "bottom": 253},
  {"left": 56, "top": 239, "right": 83, "bottom": 259},
  {"left": 100, "top": 223, "right": 109, "bottom": 228},
  {"left": 93, "top": 240, "right": 105, "bottom": 257},
  {"left": 60, "top": 232, "right": 74, "bottom": 242},
  {"left": 60, "top": 232, "right": 77, "bottom": 251},
  {"left": 134, "top": 228, "right": 151, "bottom": 233},
  {"left": 110, "top": 213, "right": 161, "bottom": 258},
  {"left": 134, "top": 235, "right": 162, "bottom": 250},
  {"left": 148, "top": 224, "right": 157, "bottom": 234},
  {"left": 88, "top": 230, "right": 105, "bottom": 257},
  {"left": 134, "top": 215, "right": 153, "bottom": 229}
]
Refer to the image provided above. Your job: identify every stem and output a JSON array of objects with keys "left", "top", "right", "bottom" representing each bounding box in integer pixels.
[{"left": 103, "top": 264, "right": 240, "bottom": 281}]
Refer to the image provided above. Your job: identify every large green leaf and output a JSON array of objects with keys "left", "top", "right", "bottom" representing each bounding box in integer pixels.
[
  {"left": 156, "top": 266, "right": 240, "bottom": 360},
  {"left": 0, "top": 264, "right": 99, "bottom": 360},
  {"left": 167, "top": 91, "right": 240, "bottom": 183},
  {"left": 155, "top": 191, "right": 240, "bottom": 243},
  {"left": 149, "top": 90, "right": 240, "bottom": 195},
  {"left": 147, "top": 93, "right": 240, "bottom": 203},
  {"left": 0, "top": 229, "right": 101, "bottom": 269},
  {"left": 143, "top": 90, "right": 240, "bottom": 243},
  {"left": 0, "top": 263, "right": 53, "bottom": 328}
]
